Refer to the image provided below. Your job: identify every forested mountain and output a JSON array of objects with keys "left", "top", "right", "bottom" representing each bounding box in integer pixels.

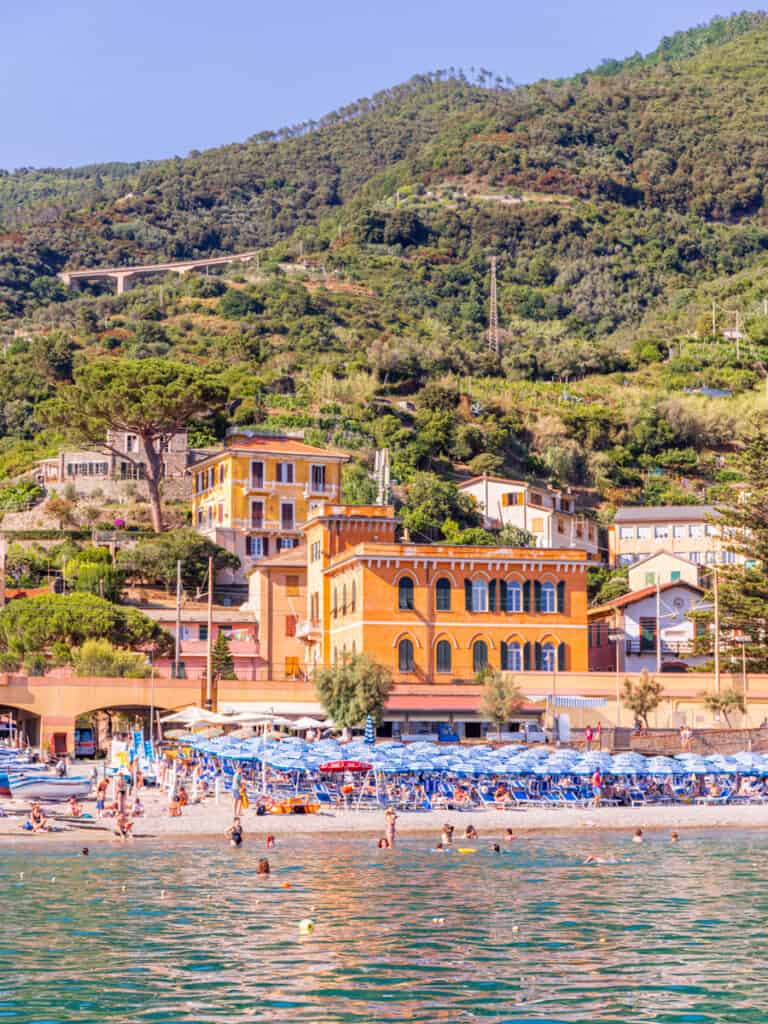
[{"left": 3, "top": 12, "right": 768, "bottom": 523}]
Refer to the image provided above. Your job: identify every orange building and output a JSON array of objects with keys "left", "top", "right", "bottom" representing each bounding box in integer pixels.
[
  {"left": 246, "top": 546, "right": 307, "bottom": 682},
  {"left": 295, "top": 504, "right": 589, "bottom": 682}
]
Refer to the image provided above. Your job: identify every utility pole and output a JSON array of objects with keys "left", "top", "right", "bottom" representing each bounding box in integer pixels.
[
  {"left": 173, "top": 560, "right": 182, "bottom": 679},
  {"left": 487, "top": 255, "right": 499, "bottom": 355},
  {"left": 713, "top": 566, "right": 721, "bottom": 695},
  {"left": 656, "top": 579, "right": 662, "bottom": 675},
  {"left": 712, "top": 300, "right": 717, "bottom": 339},
  {"left": 205, "top": 556, "right": 214, "bottom": 710}
]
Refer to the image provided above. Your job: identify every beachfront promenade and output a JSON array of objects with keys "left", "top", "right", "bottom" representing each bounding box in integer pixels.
[{"left": 2, "top": 668, "right": 766, "bottom": 751}]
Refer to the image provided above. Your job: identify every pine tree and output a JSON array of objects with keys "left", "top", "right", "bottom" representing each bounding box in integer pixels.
[
  {"left": 691, "top": 424, "right": 768, "bottom": 671},
  {"left": 211, "top": 631, "right": 236, "bottom": 680}
]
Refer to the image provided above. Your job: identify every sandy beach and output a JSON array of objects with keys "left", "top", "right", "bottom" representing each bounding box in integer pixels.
[{"left": 4, "top": 787, "right": 768, "bottom": 843}]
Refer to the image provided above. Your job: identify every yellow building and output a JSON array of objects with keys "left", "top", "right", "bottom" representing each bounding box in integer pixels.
[{"left": 191, "top": 433, "right": 348, "bottom": 584}]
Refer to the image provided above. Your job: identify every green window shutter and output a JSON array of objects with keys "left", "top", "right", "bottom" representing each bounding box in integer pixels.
[
  {"left": 523, "top": 641, "right": 531, "bottom": 670},
  {"left": 489, "top": 580, "right": 496, "bottom": 612},
  {"left": 534, "top": 641, "right": 542, "bottom": 670},
  {"left": 500, "top": 640, "right": 508, "bottom": 669},
  {"left": 556, "top": 581, "right": 565, "bottom": 614},
  {"left": 558, "top": 642, "right": 567, "bottom": 671},
  {"left": 464, "top": 579, "right": 473, "bottom": 612},
  {"left": 534, "top": 580, "right": 542, "bottom": 613},
  {"left": 522, "top": 580, "right": 531, "bottom": 613},
  {"left": 671, "top": 571, "right": 681, "bottom": 582},
  {"left": 499, "top": 579, "right": 507, "bottom": 611}
]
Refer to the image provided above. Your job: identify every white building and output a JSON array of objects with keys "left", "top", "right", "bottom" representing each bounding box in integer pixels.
[
  {"left": 458, "top": 475, "right": 600, "bottom": 558},
  {"left": 589, "top": 580, "right": 708, "bottom": 674}
]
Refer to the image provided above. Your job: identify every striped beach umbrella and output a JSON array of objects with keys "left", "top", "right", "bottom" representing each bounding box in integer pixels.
[{"left": 364, "top": 715, "right": 375, "bottom": 745}]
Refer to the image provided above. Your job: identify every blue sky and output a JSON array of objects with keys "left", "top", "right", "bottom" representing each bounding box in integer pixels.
[{"left": 1, "top": 1, "right": 763, "bottom": 169}]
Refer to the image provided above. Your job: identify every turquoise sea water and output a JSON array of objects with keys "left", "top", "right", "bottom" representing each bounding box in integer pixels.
[{"left": 2, "top": 830, "right": 766, "bottom": 1023}]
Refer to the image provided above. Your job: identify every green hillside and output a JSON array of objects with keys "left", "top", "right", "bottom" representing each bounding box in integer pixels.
[{"left": 3, "top": 12, "right": 768, "bottom": 526}]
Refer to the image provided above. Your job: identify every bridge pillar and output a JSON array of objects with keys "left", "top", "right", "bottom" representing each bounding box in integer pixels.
[{"left": 114, "top": 272, "right": 131, "bottom": 295}]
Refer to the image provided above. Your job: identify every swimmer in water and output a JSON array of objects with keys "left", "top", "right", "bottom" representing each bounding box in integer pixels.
[
  {"left": 266, "top": 834, "right": 275, "bottom": 849},
  {"left": 81, "top": 847, "right": 89, "bottom": 856},
  {"left": 378, "top": 836, "right": 391, "bottom": 848},
  {"left": 505, "top": 828, "right": 517, "bottom": 842},
  {"left": 670, "top": 831, "right": 679, "bottom": 843},
  {"left": 226, "top": 817, "right": 243, "bottom": 848},
  {"left": 257, "top": 858, "right": 270, "bottom": 875},
  {"left": 463, "top": 824, "right": 478, "bottom": 840},
  {"left": 584, "top": 855, "right": 617, "bottom": 865},
  {"left": 632, "top": 828, "right": 644, "bottom": 844},
  {"left": 491, "top": 843, "right": 501, "bottom": 853}
]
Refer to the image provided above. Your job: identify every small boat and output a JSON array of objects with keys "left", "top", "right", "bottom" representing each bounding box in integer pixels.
[
  {"left": 0, "top": 764, "right": 46, "bottom": 797},
  {"left": 8, "top": 775, "right": 92, "bottom": 802}
]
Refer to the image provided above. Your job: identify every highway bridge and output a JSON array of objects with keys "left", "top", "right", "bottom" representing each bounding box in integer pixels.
[{"left": 59, "top": 250, "right": 259, "bottom": 294}]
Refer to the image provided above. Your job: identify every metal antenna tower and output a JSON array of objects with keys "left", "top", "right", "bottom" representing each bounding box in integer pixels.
[{"left": 487, "top": 255, "right": 499, "bottom": 355}]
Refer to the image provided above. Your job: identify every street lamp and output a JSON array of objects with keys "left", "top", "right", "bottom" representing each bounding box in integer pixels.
[
  {"left": 733, "top": 635, "right": 749, "bottom": 731},
  {"left": 608, "top": 628, "right": 624, "bottom": 729}
]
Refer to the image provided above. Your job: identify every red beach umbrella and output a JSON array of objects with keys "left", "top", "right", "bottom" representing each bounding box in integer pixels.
[{"left": 318, "top": 760, "right": 372, "bottom": 773}]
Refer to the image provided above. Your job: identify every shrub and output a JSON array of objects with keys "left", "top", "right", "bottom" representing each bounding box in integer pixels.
[{"left": 73, "top": 639, "right": 150, "bottom": 678}]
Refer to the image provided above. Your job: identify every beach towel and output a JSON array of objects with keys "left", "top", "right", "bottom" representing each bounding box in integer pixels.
[{"left": 240, "top": 787, "right": 250, "bottom": 810}]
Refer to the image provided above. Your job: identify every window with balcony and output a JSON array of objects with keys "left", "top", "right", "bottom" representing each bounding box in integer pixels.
[
  {"left": 276, "top": 462, "right": 294, "bottom": 484},
  {"left": 472, "top": 640, "right": 488, "bottom": 673},
  {"left": 250, "top": 500, "right": 264, "bottom": 529},
  {"left": 436, "top": 640, "right": 452, "bottom": 673},
  {"left": 398, "top": 639, "right": 415, "bottom": 672},
  {"left": 250, "top": 461, "right": 264, "bottom": 488},
  {"left": 639, "top": 617, "right": 657, "bottom": 652},
  {"left": 398, "top": 577, "right": 415, "bottom": 610},
  {"left": 310, "top": 464, "right": 326, "bottom": 492},
  {"left": 198, "top": 625, "right": 208, "bottom": 642},
  {"left": 280, "top": 502, "right": 294, "bottom": 530},
  {"left": 435, "top": 578, "right": 451, "bottom": 611}
]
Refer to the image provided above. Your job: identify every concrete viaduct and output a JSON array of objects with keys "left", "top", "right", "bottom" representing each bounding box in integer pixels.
[{"left": 58, "top": 250, "right": 259, "bottom": 295}]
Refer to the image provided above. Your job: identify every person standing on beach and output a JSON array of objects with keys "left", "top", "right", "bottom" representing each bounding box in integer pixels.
[
  {"left": 231, "top": 766, "right": 243, "bottom": 817},
  {"left": 585, "top": 725, "right": 593, "bottom": 751},
  {"left": 95, "top": 778, "right": 108, "bottom": 819},
  {"left": 384, "top": 807, "right": 397, "bottom": 847},
  {"left": 116, "top": 774, "right": 128, "bottom": 816},
  {"left": 591, "top": 768, "right": 602, "bottom": 808}
]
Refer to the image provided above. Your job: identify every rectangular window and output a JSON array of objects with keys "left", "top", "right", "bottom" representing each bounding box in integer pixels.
[
  {"left": 645, "top": 572, "right": 655, "bottom": 586},
  {"left": 276, "top": 462, "right": 294, "bottom": 484},
  {"left": 472, "top": 579, "right": 489, "bottom": 613},
  {"left": 310, "top": 464, "right": 326, "bottom": 491},
  {"left": 285, "top": 656, "right": 299, "bottom": 678},
  {"left": 705, "top": 524, "right": 718, "bottom": 537},
  {"left": 689, "top": 551, "right": 702, "bottom": 564},
  {"left": 246, "top": 536, "right": 268, "bottom": 558},
  {"left": 705, "top": 551, "right": 716, "bottom": 564},
  {"left": 280, "top": 503, "right": 294, "bottom": 530},
  {"left": 217, "top": 502, "right": 224, "bottom": 523},
  {"left": 721, "top": 550, "right": 736, "bottom": 564},
  {"left": 689, "top": 524, "right": 703, "bottom": 538},
  {"left": 531, "top": 518, "right": 544, "bottom": 533},
  {"left": 619, "top": 526, "right": 634, "bottom": 540},
  {"left": 311, "top": 541, "right": 321, "bottom": 562},
  {"left": 286, "top": 575, "right": 300, "bottom": 598},
  {"left": 637, "top": 526, "right": 652, "bottom": 540},
  {"left": 178, "top": 625, "right": 192, "bottom": 641},
  {"left": 557, "top": 518, "right": 565, "bottom": 533},
  {"left": 219, "top": 463, "right": 226, "bottom": 484},
  {"left": 639, "top": 617, "right": 657, "bottom": 652},
  {"left": 278, "top": 537, "right": 297, "bottom": 551},
  {"left": 196, "top": 509, "right": 203, "bottom": 527},
  {"left": 310, "top": 593, "right": 319, "bottom": 621},
  {"left": 618, "top": 554, "right": 633, "bottom": 566},
  {"left": 654, "top": 525, "right": 669, "bottom": 539},
  {"left": 285, "top": 615, "right": 297, "bottom": 637},
  {"left": 250, "top": 501, "right": 264, "bottom": 528},
  {"left": 502, "top": 492, "right": 522, "bottom": 506},
  {"left": 198, "top": 625, "right": 208, "bottom": 642},
  {"left": 671, "top": 570, "right": 681, "bottom": 581},
  {"left": 125, "top": 434, "right": 138, "bottom": 454},
  {"left": 250, "top": 461, "right": 264, "bottom": 488},
  {"left": 673, "top": 525, "right": 686, "bottom": 539}
]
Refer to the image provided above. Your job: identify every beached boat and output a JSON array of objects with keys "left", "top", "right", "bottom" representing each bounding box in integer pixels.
[{"left": 8, "top": 774, "right": 92, "bottom": 802}]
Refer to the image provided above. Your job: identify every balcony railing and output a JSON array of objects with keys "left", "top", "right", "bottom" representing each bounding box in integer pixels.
[
  {"left": 626, "top": 639, "right": 698, "bottom": 657},
  {"left": 296, "top": 620, "right": 322, "bottom": 640},
  {"left": 303, "top": 483, "right": 338, "bottom": 498},
  {"left": 231, "top": 518, "right": 303, "bottom": 532}
]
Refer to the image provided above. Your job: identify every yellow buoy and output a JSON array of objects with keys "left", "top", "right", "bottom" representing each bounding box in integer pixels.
[
  {"left": 298, "top": 918, "right": 315, "bottom": 934},
  {"left": 457, "top": 847, "right": 476, "bottom": 854}
]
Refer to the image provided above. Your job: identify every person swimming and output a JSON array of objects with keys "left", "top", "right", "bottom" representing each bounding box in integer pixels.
[
  {"left": 226, "top": 818, "right": 243, "bottom": 848},
  {"left": 257, "top": 858, "right": 270, "bottom": 875},
  {"left": 463, "top": 824, "right": 478, "bottom": 840},
  {"left": 505, "top": 828, "right": 517, "bottom": 842},
  {"left": 632, "top": 828, "right": 644, "bottom": 844},
  {"left": 491, "top": 843, "right": 501, "bottom": 853},
  {"left": 670, "top": 831, "right": 679, "bottom": 843},
  {"left": 377, "top": 837, "right": 391, "bottom": 849}
]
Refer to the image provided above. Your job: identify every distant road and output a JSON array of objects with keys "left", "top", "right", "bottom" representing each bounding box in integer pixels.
[{"left": 59, "top": 250, "right": 259, "bottom": 294}]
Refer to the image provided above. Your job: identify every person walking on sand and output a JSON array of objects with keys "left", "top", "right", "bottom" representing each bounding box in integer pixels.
[
  {"left": 385, "top": 806, "right": 397, "bottom": 847},
  {"left": 96, "top": 778, "right": 108, "bottom": 819}
]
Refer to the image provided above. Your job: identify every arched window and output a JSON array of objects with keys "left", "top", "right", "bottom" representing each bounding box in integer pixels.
[
  {"left": 436, "top": 639, "right": 452, "bottom": 673},
  {"left": 471, "top": 579, "right": 488, "bottom": 613},
  {"left": 502, "top": 642, "right": 522, "bottom": 671},
  {"left": 342, "top": 584, "right": 347, "bottom": 615},
  {"left": 435, "top": 578, "right": 452, "bottom": 612},
  {"left": 351, "top": 579, "right": 356, "bottom": 613},
  {"left": 540, "top": 582, "right": 556, "bottom": 613},
  {"left": 398, "top": 638, "right": 415, "bottom": 672},
  {"left": 398, "top": 577, "right": 415, "bottom": 611},
  {"left": 506, "top": 581, "right": 522, "bottom": 613},
  {"left": 473, "top": 640, "right": 488, "bottom": 673},
  {"left": 541, "top": 642, "right": 556, "bottom": 672}
]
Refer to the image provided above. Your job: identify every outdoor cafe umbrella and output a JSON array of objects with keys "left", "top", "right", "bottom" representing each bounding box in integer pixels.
[{"left": 364, "top": 715, "right": 375, "bottom": 746}]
